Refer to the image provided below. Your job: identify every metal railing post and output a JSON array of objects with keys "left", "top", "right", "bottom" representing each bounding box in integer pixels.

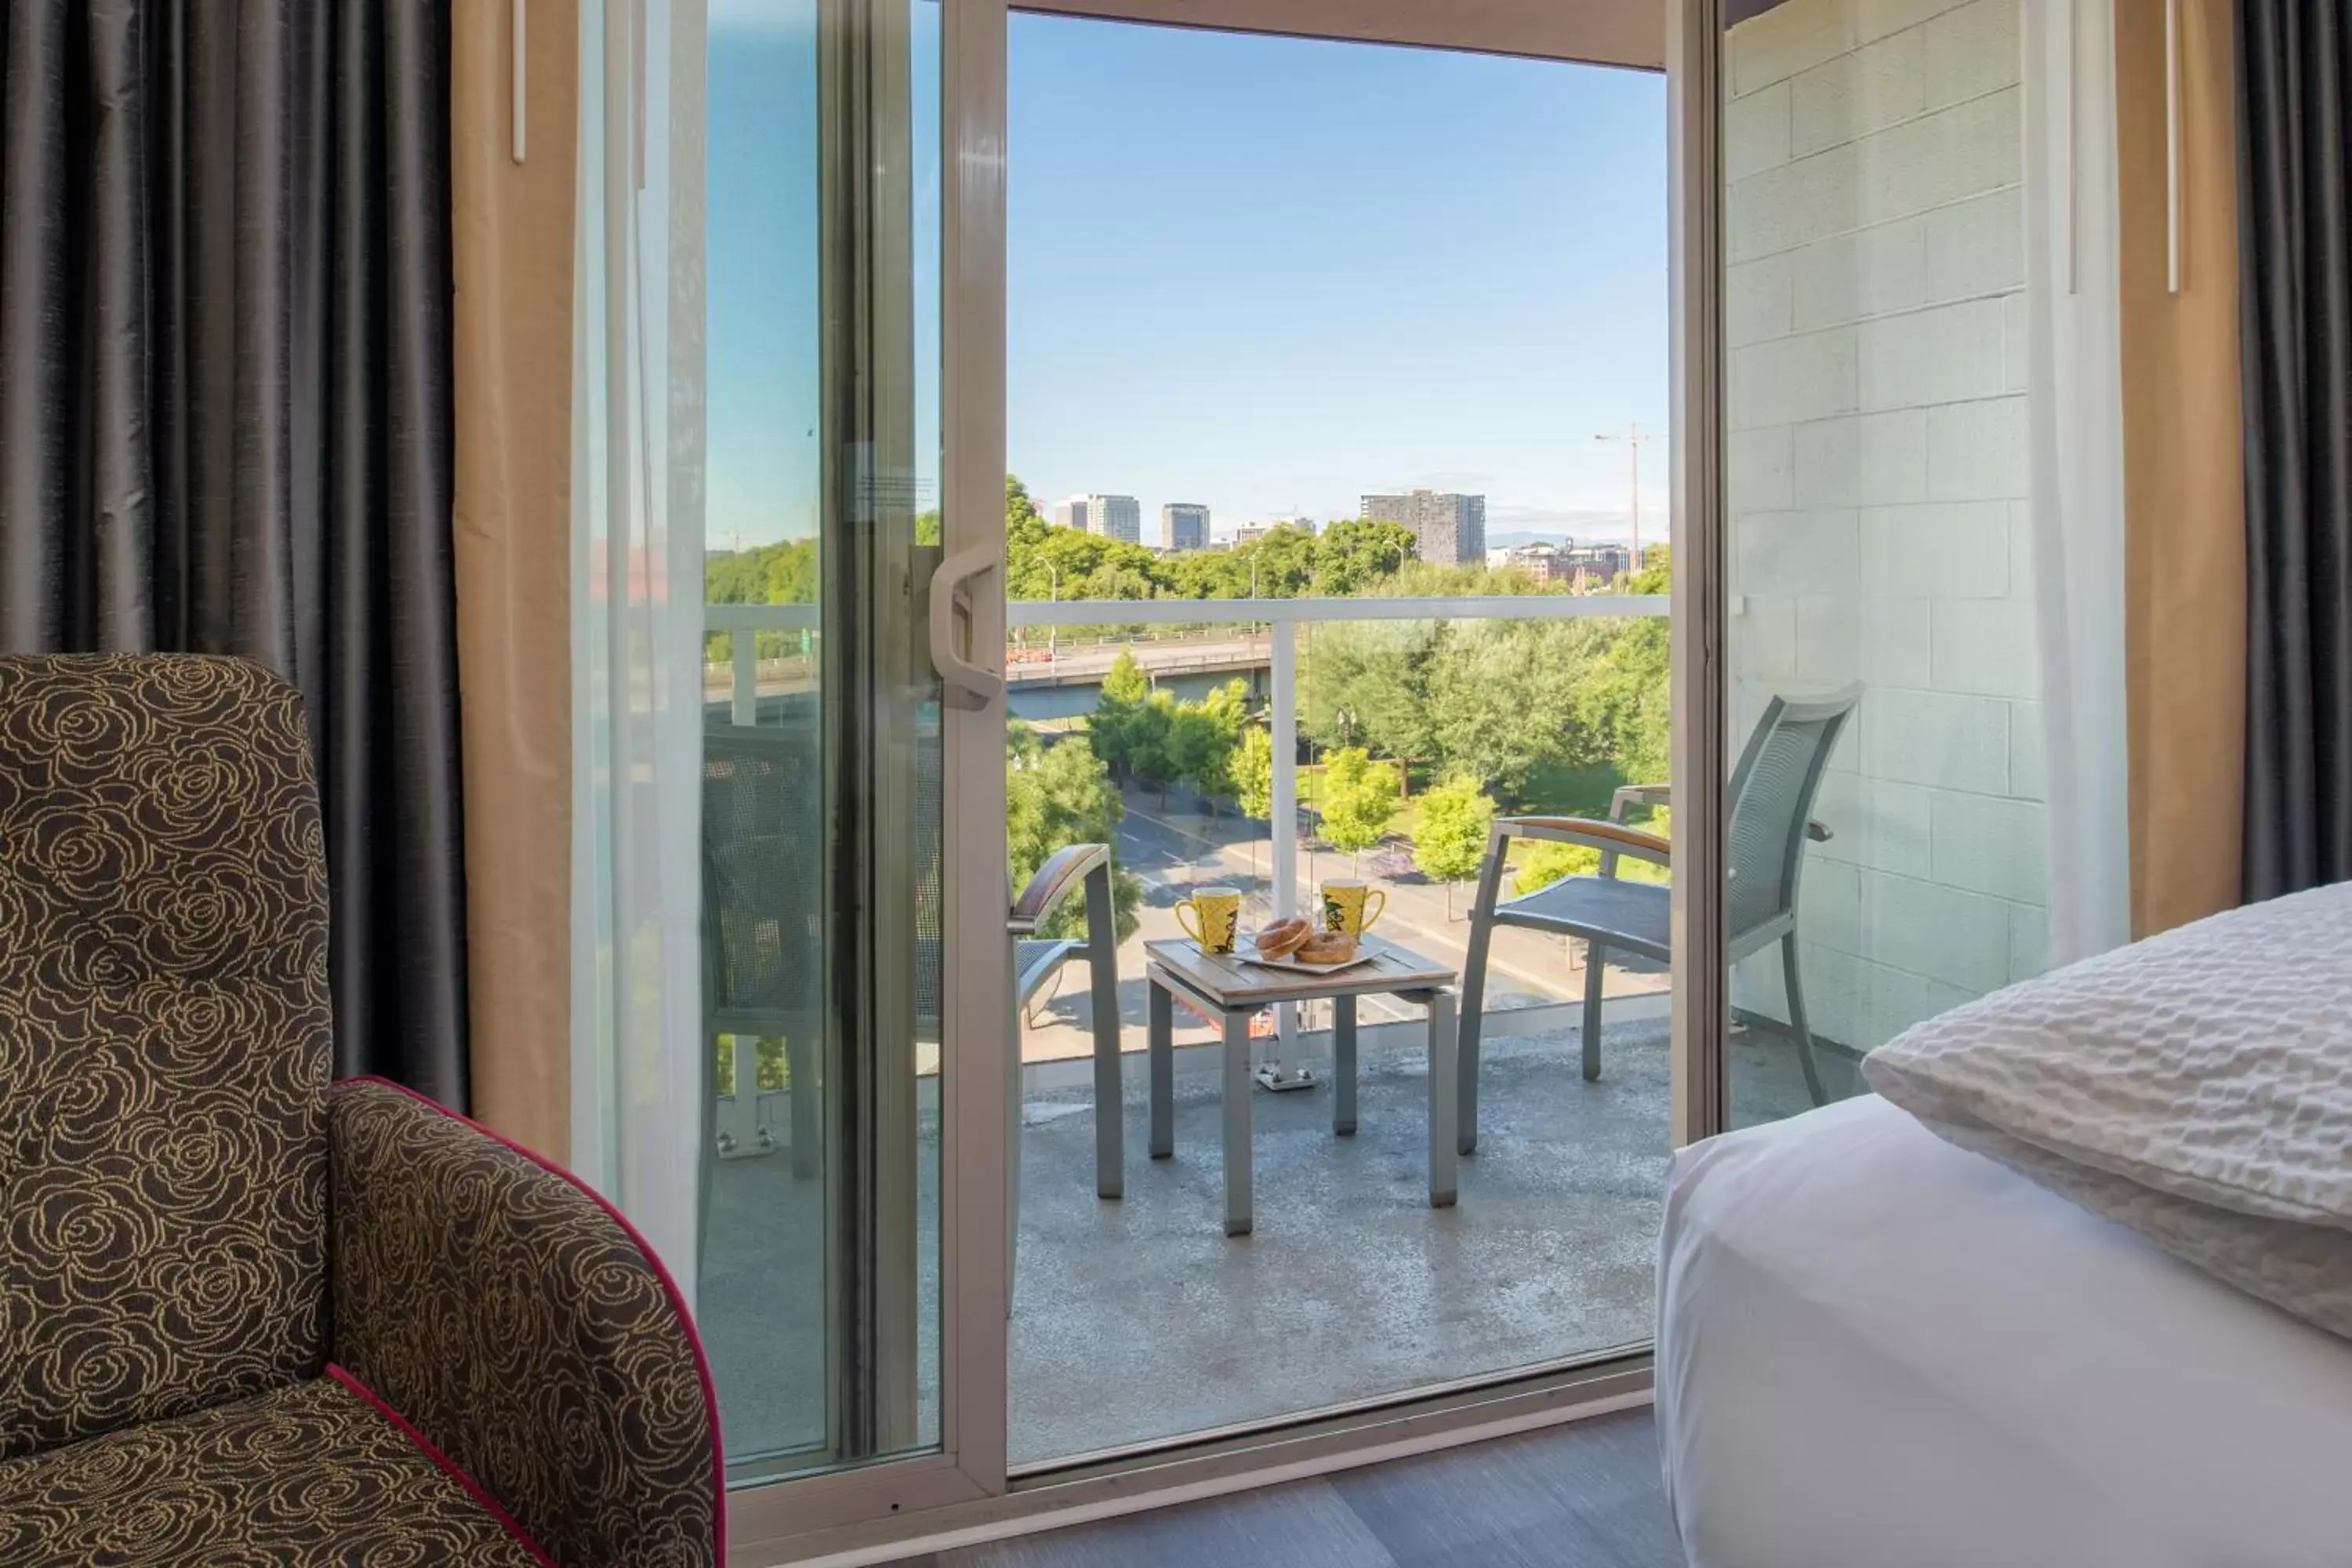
[
  {"left": 1261, "top": 615, "right": 1308, "bottom": 1088},
  {"left": 732, "top": 632, "right": 758, "bottom": 727}
]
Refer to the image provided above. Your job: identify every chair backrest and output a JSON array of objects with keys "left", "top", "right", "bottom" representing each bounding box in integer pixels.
[
  {"left": 700, "top": 721, "right": 823, "bottom": 1032},
  {"left": 1726, "top": 685, "right": 1860, "bottom": 942},
  {"left": 0, "top": 655, "right": 332, "bottom": 1460}
]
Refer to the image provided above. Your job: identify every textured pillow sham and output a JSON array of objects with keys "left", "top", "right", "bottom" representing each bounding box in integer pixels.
[{"left": 1862, "top": 880, "right": 2352, "bottom": 1336}]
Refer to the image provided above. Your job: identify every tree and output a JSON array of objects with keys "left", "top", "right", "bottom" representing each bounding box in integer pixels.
[
  {"left": 1316, "top": 747, "right": 1401, "bottom": 871},
  {"left": 1511, "top": 838, "right": 1600, "bottom": 895},
  {"left": 1412, "top": 775, "right": 1496, "bottom": 916},
  {"left": 1167, "top": 704, "right": 1235, "bottom": 808},
  {"left": 1313, "top": 518, "right": 1417, "bottom": 595},
  {"left": 1167, "top": 679, "right": 1249, "bottom": 811},
  {"left": 1007, "top": 723, "right": 1142, "bottom": 942},
  {"left": 1125, "top": 692, "right": 1181, "bottom": 803},
  {"left": 1234, "top": 726, "right": 1275, "bottom": 821},
  {"left": 1089, "top": 650, "right": 1152, "bottom": 775},
  {"left": 1100, "top": 648, "right": 1149, "bottom": 705}
]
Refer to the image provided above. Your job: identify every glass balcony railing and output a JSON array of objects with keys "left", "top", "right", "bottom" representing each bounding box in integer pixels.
[{"left": 702, "top": 590, "right": 1672, "bottom": 1087}]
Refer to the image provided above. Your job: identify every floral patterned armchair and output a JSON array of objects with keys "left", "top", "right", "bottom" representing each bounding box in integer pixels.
[{"left": 0, "top": 656, "right": 722, "bottom": 1566}]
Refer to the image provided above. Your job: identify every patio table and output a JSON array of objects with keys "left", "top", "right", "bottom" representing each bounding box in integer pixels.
[{"left": 1143, "top": 936, "right": 1459, "bottom": 1236}]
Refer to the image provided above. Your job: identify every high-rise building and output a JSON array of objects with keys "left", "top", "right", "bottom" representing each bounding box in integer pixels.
[
  {"left": 1054, "top": 493, "right": 1141, "bottom": 544},
  {"left": 1359, "top": 489, "right": 1487, "bottom": 565},
  {"left": 1162, "top": 503, "right": 1210, "bottom": 552}
]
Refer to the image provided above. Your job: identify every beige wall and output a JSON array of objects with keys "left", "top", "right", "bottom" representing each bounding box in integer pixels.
[
  {"left": 2115, "top": 0, "right": 2244, "bottom": 939},
  {"left": 452, "top": 1, "right": 579, "bottom": 1160}
]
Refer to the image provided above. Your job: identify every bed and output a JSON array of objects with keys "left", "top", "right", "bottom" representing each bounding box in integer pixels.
[{"left": 1656, "top": 1094, "right": 2352, "bottom": 1568}]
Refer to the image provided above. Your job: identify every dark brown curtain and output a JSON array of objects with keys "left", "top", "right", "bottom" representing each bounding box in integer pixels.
[
  {"left": 2238, "top": 2, "right": 2352, "bottom": 902},
  {"left": 0, "top": 1, "right": 468, "bottom": 1105}
]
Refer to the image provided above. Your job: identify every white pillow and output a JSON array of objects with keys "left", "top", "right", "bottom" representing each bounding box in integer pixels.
[{"left": 1863, "top": 880, "right": 2352, "bottom": 1335}]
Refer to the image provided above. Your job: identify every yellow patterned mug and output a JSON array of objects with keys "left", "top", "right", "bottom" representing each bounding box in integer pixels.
[
  {"left": 1320, "top": 880, "right": 1388, "bottom": 938},
  {"left": 1175, "top": 887, "right": 1243, "bottom": 954}
]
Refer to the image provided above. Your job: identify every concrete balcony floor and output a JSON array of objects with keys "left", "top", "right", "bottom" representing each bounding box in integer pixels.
[{"left": 699, "top": 1016, "right": 1857, "bottom": 1472}]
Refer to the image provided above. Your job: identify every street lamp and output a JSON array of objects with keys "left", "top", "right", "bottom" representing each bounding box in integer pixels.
[
  {"left": 1595, "top": 423, "right": 1653, "bottom": 575},
  {"left": 1046, "top": 561, "right": 1060, "bottom": 673}
]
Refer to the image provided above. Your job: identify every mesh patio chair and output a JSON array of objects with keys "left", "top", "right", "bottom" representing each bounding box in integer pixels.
[
  {"left": 1457, "top": 685, "right": 1860, "bottom": 1145},
  {"left": 913, "top": 739, "right": 1125, "bottom": 1207},
  {"left": 703, "top": 727, "right": 1123, "bottom": 1205},
  {"left": 702, "top": 724, "right": 826, "bottom": 1178}
]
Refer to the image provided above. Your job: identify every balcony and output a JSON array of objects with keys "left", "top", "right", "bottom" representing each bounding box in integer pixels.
[{"left": 692, "top": 590, "right": 1824, "bottom": 1467}]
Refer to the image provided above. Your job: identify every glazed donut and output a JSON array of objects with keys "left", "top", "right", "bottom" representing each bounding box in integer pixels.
[
  {"left": 1253, "top": 916, "right": 1313, "bottom": 959},
  {"left": 1297, "top": 932, "right": 1359, "bottom": 964}
]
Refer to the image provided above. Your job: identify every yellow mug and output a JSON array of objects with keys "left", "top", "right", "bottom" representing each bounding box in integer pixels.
[
  {"left": 1319, "top": 880, "right": 1387, "bottom": 938},
  {"left": 1175, "top": 887, "right": 1243, "bottom": 955}
]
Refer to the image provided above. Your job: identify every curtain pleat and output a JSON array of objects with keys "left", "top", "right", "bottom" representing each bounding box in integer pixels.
[
  {"left": 0, "top": 1, "right": 469, "bottom": 1105},
  {"left": 2240, "top": 2, "right": 2352, "bottom": 901}
]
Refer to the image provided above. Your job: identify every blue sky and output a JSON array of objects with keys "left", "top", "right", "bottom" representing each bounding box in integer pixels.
[{"left": 706, "top": 8, "right": 1667, "bottom": 551}]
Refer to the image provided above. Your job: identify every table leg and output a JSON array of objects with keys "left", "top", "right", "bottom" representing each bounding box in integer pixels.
[
  {"left": 1149, "top": 979, "right": 1174, "bottom": 1160},
  {"left": 1426, "top": 990, "right": 1458, "bottom": 1209},
  {"left": 1333, "top": 993, "right": 1358, "bottom": 1136},
  {"left": 1223, "top": 1009, "right": 1253, "bottom": 1236}
]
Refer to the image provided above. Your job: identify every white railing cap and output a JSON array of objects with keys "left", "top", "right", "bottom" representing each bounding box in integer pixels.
[{"left": 706, "top": 593, "right": 1666, "bottom": 632}]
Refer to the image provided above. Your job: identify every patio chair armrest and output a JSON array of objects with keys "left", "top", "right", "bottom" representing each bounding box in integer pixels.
[
  {"left": 328, "top": 1078, "right": 723, "bottom": 1568},
  {"left": 1493, "top": 815, "right": 1671, "bottom": 869},
  {"left": 1609, "top": 782, "right": 1671, "bottom": 822},
  {"left": 1008, "top": 843, "right": 1110, "bottom": 935}
]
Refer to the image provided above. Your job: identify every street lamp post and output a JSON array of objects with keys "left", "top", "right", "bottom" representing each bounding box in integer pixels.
[
  {"left": 1046, "top": 562, "right": 1059, "bottom": 673},
  {"left": 1595, "top": 423, "right": 1653, "bottom": 575}
]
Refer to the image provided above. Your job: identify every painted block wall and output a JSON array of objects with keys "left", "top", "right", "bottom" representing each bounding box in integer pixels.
[{"left": 1723, "top": 0, "right": 2046, "bottom": 1054}]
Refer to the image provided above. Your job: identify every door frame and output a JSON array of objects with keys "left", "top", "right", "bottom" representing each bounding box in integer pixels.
[
  {"left": 723, "top": 0, "right": 1014, "bottom": 1546},
  {"left": 724, "top": 0, "right": 1733, "bottom": 1555},
  {"left": 1667, "top": 0, "right": 1729, "bottom": 1149}
]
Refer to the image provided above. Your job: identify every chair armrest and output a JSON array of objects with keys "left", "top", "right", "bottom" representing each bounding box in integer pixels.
[
  {"left": 328, "top": 1078, "right": 722, "bottom": 1568},
  {"left": 1609, "top": 781, "right": 1831, "bottom": 841},
  {"left": 1493, "top": 815, "right": 1671, "bottom": 869},
  {"left": 1609, "top": 782, "right": 1671, "bottom": 822},
  {"left": 1008, "top": 843, "right": 1110, "bottom": 935}
]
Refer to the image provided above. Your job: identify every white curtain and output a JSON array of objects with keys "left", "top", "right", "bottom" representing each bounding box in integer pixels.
[
  {"left": 2023, "top": 0, "right": 2132, "bottom": 967},
  {"left": 571, "top": 0, "right": 710, "bottom": 1301}
]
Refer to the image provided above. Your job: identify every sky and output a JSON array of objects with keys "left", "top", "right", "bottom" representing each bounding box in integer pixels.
[{"left": 705, "top": 7, "right": 1668, "bottom": 552}]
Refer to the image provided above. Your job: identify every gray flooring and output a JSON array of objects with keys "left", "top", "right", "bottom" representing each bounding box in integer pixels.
[
  {"left": 698, "top": 1016, "right": 1844, "bottom": 1470},
  {"left": 893, "top": 1408, "right": 1684, "bottom": 1568}
]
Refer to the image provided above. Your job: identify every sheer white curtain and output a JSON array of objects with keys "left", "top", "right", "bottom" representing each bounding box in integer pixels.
[
  {"left": 571, "top": 0, "right": 710, "bottom": 1300},
  {"left": 2024, "top": 0, "right": 2132, "bottom": 967}
]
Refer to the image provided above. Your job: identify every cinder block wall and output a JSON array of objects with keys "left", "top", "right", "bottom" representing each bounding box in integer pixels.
[{"left": 1722, "top": 0, "right": 2046, "bottom": 1054}]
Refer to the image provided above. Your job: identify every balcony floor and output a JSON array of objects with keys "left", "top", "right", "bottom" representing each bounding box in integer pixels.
[{"left": 699, "top": 1017, "right": 1853, "bottom": 1471}]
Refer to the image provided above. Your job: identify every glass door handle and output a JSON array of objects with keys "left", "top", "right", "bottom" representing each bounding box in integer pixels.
[{"left": 928, "top": 546, "right": 1004, "bottom": 708}]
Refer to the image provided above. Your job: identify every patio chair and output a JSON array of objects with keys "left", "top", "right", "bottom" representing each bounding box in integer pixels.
[
  {"left": 1007, "top": 843, "right": 1124, "bottom": 1202},
  {"left": 702, "top": 723, "right": 825, "bottom": 1178},
  {"left": 0, "top": 655, "right": 720, "bottom": 1566},
  {"left": 1457, "top": 686, "right": 1860, "bottom": 1145}
]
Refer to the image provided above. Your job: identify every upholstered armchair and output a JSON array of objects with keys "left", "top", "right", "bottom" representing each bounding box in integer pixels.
[{"left": 0, "top": 656, "right": 722, "bottom": 1566}]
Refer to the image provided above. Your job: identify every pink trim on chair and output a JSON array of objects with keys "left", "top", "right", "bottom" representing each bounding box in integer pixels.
[
  {"left": 338, "top": 1075, "right": 728, "bottom": 1563},
  {"left": 326, "top": 1363, "right": 560, "bottom": 1568}
]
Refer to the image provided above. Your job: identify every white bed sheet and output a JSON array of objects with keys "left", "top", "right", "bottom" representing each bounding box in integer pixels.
[{"left": 1657, "top": 1094, "right": 2352, "bottom": 1568}]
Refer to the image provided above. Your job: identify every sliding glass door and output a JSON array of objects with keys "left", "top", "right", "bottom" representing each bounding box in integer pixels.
[{"left": 694, "top": 0, "right": 967, "bottom": 1483}]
